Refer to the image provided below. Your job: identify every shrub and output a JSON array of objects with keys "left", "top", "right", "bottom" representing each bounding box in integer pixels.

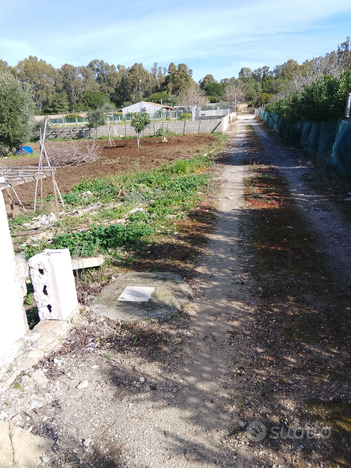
[{"left": 0, "top": 72, "right": 35, "bottom": 153}]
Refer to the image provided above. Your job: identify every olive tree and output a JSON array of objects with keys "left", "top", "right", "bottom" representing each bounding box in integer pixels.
[
  {"left": 130, "top": 113, "right": 150, "bottom": 148},
  {"left": 0, "top": 72, "right": 35, "bottom": 153},
  {"left": 87, "top": 107, "right": 106, "bottom": 128}
]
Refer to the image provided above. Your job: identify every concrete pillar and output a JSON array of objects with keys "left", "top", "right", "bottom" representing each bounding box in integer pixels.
[
  {"left": 0, "top": 187, "right": 29, "bottom": 357},
  {"left": 28, "top": 249, "right": 78, "bottom": 320}
]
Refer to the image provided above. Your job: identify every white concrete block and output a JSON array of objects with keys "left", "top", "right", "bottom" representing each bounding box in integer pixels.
[
  {"left": 118, "top": 286, "right": 155, "bottom": 302},
  {"left": 28, "top": 249, "right": 78, "bottom": 320},
  {"left": 0, "top": 191, "right": 29, "bottom": 358}
]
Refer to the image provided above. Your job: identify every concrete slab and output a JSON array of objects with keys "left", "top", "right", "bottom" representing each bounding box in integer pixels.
[
  {"left": 0, "top": 421, "right": 53, "bottom": 468},
  {"left": 12, "top": 426, "right": 54, "bottom": 467},
  {"left": 118, "top": 286, "right": 155, "bottom": 302},
  {"left": 0, "top": 305, "right": 81, "bottom": 389},
  {"left": 91, "top": 272, "right": 191, "bottom": 322},
  {"left": 0, "top": 421, "right": 13, "bottom": 467},
  {"left": 71, "top": 255, "right": 104, "bottom": 270}
]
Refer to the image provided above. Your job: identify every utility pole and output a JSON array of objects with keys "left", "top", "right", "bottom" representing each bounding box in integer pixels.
[{"left": 139, "top": 79, "right": 142, "bottom": 111}]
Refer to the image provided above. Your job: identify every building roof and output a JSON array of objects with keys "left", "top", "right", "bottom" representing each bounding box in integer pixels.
[{"left": 121, "top": 101, "right": 173, "bottom": 111}]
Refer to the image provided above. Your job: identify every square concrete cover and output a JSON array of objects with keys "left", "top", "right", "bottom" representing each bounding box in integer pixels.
[
  {"left": 118, "top": 286, "right": 155, "bottom": 302},
  {"left": 91, "top": 272, "right": 191, "bottom": 322}
]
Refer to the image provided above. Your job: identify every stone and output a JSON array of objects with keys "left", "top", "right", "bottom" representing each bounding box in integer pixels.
[
  {"left": 34, "top": 212, "right": 57, "bottom": 228},
  {"left": 76, "top": 380, "right": 88, "bottom": 389},
  {"left": 0, "top": 190, "right": 29, "bottom": 358},
  {"left": 31, "top": 369, "right": 49, "bottom": 390},
  {"left": 12, "top": 425, "right": 54, "bottom": 467},
  {"left": 0, "top": 421, "right": 13, "bottom": 467},
  {"left": 91, "top": 272, "right": 191, "bottom": 322},
  {"left": 71, "top": 255, "right": 104, "bottom": 270},
  {"left": 82, "top": 438, "right": 92, "bottom": 447},
  {"left": 28, "top": 249, "right": 78, "bottom": 320}
]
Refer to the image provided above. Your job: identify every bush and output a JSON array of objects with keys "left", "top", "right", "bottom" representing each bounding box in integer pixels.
[
  {"left": 0, "top": 72, "right": 35, "bottom": 152},
  {"left": 178, "top": 113, "right": 192, "bottom": 120},
  {"left": 265, "top": 71, "right": 351, "bottom": 143},
  {"left": 87, "top": 107, "right": 106, "bottom": 128}
]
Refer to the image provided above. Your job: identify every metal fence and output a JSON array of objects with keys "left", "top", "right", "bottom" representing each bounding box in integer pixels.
[{"left": 47, "top": 106, "right": 232, "bottom": 126}]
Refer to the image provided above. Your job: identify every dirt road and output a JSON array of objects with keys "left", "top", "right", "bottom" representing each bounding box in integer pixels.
[{"left": 2, "top": 115, "right": 350, "bottom": 467}]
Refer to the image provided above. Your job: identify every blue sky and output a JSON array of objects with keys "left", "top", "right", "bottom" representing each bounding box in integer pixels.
[{"left": 0, "top": 0, "right": 350, "bottom": 82}]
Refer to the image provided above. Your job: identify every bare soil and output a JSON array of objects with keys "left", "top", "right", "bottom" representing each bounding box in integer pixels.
[{"left": 2, "top": 135, "right": 216, "bottom": 208}]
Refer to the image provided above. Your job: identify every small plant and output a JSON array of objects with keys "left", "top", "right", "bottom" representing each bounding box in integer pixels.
[
  {"left": 13, "top": 382, "right": 23, "bottom": 391},
  {"left": 130, "top": 113, "right": 151, "bottom": 148}
]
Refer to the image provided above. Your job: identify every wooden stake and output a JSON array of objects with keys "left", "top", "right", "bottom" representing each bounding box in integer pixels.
[
  {"left": 40, "top": 178, "right": 43, "bottom": 206},
  {"left": 52, "top": 169, "right": 59, "bottom": 214},
  {"left": 9, "top": 184, "right": 26, "bottom": 212}
]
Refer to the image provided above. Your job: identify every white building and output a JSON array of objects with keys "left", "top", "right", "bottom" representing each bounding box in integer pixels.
[{"left": 121, "top": 101, "right": 173, "bottom": 117}]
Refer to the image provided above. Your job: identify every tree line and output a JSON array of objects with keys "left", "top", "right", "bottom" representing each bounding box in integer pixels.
[{"left": 0, "top": 38, "right": 348, "bottom": 115}]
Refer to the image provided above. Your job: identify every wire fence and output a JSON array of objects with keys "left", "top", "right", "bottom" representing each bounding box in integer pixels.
[{"left": 47, "top": 105, "right": 233, "bottom": 126}]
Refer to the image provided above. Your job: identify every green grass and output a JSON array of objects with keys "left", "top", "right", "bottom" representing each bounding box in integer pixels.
[{"left": 17, "top": 138, "right": 224, "bottom": 261}]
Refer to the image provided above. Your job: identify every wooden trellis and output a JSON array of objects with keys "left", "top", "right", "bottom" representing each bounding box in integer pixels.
[{"left": 0, "top": 118, "right": 64, "bottom": 213}]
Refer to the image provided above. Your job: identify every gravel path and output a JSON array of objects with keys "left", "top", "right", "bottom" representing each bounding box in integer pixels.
[
  {"left": 251, "top": 118, "right": 351, "bottom": 289},
  {"left": 2, "top": 115, "right": 350, "bottom": 467}
]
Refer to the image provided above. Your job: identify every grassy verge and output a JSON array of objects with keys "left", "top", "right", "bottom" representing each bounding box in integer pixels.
[{"left": 11, "top": 135, "right": 226, "bottom": 323}]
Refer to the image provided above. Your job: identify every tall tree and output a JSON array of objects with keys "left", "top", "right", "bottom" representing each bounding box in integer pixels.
[
  {"left": 238, "top": 67, "right": 253, "bottom": 80},
  {"left": 224, "top": 82, "right": 247, "bottom": 108},
  {"left": 199, "top": 74, "right": 216, "bottom": 89},
  {"left": 13, "top": 56, "right": 58, "bottom": 111},
  {"left": 88, "top": 59, "right": 116, "bottom": 84},
  {"left": 178, "top": 84, "right": 207, "bottom": 111},
  {"left": 83, "top": 90, "right": 111, "bottom": 109},
  {"left": 0, "top": 60, "right": 9, "bottom": 73},
  {"left": 57, "top": 64, "right": 98, "bottom": 107},
  {"left": 116, "top": 63, "right": 155, "bottom": 104},
  {"left": 0, "top": 72, "right": 35, "bottom": 152},
  {"left": 43, "top": 91, "right": 69, "bottom": 114},
  {"left": 164, "top": 63, "right": 194, "bottom": 95}
]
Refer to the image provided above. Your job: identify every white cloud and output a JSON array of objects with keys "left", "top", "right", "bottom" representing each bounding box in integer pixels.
[{"left": 0, "top": 0, "right": 350, "bottom": 79}]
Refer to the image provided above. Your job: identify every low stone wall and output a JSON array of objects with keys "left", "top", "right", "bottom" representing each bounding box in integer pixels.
[
  {"left": 221, "top": 112, "right": 236, "bottom": 133},
  {"left": 89, "top": 119, "right": 224, "bottom": 138}
]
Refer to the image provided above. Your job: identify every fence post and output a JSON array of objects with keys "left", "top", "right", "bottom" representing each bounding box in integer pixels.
[{"left": 345, "top": 93, "right": 351, "bottom": 121}]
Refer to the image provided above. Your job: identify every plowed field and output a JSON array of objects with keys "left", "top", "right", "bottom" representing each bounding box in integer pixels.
[{"left": 2, "top": 134, "right": 217, "bottom": 208}]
